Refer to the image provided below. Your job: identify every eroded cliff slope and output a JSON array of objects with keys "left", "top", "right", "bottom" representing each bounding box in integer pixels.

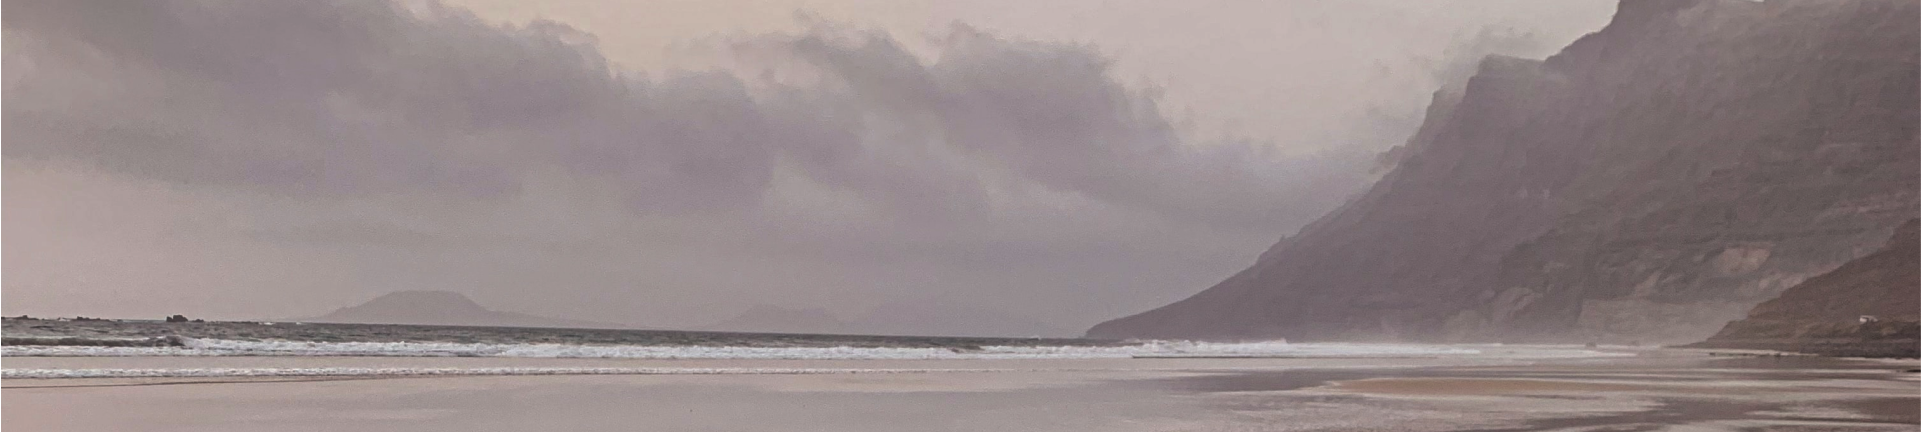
[
  {"left": 1090, "top": 0, "right": 1919, "bottom": 344},
  {"left": 1690, "top": 219, "right": 1918, "bottom": 357}
]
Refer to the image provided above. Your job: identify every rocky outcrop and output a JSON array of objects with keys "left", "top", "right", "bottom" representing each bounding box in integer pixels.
[
  {"left": 1090, "top": 0, "right": 1919, "bottom": 344},
  {"left": 309, "top": 291, "right": 625, "bottom": 329},
  {"left": 1690, "top": 220, "right": 1918, "bottom": 357}
]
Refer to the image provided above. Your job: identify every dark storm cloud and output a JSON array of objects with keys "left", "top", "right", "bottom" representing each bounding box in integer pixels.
[{"left": 4, "top": 0, "right": 1354, "bottom": 230}]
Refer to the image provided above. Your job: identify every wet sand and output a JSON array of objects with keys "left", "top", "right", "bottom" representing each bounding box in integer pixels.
[{"left": 5, "top": 350, "right": 1917, "bottom": 431}]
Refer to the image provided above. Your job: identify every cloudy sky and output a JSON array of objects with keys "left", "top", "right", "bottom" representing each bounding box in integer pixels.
[{"left": 2, "top": 0, "right": 1615, "bottom": 336}]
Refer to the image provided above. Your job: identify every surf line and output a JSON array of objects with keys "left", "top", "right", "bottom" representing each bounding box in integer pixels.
[{"left": 1, "top": 366, "right": 1048, "bottom": 380}]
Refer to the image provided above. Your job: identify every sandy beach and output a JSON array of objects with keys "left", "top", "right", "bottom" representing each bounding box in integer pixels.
[{"left": 6, "top": 349, "right": 1916, "bottom": 431}]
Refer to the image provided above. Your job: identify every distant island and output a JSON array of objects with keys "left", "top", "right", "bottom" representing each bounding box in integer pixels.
[
  {"left": 305, "top": 291, "right": 629, "bottom": 329},
  {"left": 697, "top": 305, "right": 857, "bottom": 335},
  {"left": 697, "top": 303, "right": 1076, "bottom": 338}
]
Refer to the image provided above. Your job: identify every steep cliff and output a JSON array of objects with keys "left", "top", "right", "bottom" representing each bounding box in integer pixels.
[
  {"left": 1089, "top": 0, "right": 1919, "bottom": 344},
  {"left": 1690, "top": 219, "right": 1918, "bottom": 357}
]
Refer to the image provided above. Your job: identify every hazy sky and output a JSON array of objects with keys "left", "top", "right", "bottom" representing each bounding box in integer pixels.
[{"left": 2, "top": 0, "right": 1615, "bottom": 336}]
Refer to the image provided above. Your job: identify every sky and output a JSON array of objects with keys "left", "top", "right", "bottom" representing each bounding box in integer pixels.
[{"left": 2, "top": 0, "right": 1617, "bottom": 336}]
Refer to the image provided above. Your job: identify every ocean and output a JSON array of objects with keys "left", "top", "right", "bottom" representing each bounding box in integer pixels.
[{"left": 0, "top": 318, "right": 1613, "bottom": 379}]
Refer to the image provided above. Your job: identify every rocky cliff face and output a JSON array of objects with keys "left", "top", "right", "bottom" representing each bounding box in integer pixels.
[
  {"left": 1730, "top": 220, "right": 1919, "bottom": 324},
  {"left": 1089, "top": 0, "right": 1919, "bottom": 344},
  {"left": 1690, "top": 219, "right": 1918, "bottom": 357}
]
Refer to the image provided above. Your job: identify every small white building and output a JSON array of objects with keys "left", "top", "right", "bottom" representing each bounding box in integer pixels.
[{"left": 1859, "top": 315, "right": 1880, "bottom": 324}]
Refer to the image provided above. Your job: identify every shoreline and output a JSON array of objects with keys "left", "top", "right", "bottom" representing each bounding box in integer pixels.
[
  {"left": 1681, "top": 339, "right": 1921, "bottom": 360},
  {"left": 7, "top": 349, "right": 1916, "bottom": 431}
]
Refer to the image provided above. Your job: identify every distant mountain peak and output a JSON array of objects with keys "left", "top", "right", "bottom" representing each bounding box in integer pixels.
[
  {"left": 309, "top": 291, "right": 625, "bottom": 329},
  {"left": 698, "top": 305, "right": 853, "bottom": 335},
  {"left": 354, "top": 290, "right": 487, "bottom": 309}
]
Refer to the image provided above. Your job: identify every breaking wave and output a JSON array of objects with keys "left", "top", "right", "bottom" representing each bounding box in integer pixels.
[
  {"left": 2, "top": 336, "right": 188, "bottom": 347},
  {"left": 1, "top": 366, "right": 1015, "bottom": 379}
]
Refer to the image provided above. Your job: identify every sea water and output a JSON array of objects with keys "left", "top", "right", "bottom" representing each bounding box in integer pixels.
[{"left": 1, "top": 319, "right": 1623, "bottom": 378}]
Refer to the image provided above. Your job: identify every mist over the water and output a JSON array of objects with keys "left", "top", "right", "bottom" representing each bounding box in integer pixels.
[{"left": 3, "top": 0, "right": 1614, "bottom": 336}]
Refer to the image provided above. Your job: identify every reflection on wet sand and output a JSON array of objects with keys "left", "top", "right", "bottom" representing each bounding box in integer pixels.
[{"left": 5, "top": 351, "right": 1917, "bottom": 431}]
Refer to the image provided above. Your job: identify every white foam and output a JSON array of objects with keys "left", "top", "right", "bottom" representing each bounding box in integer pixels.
[
  {"left": 1, "top": 367, "right": 1013, "bottom": 379},
  {"left": 2, "top": 338, "right": 1495, "bottom": 360}
]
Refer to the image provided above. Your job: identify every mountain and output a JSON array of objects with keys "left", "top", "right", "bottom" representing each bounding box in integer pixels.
[
  {"left": 307, "top": 291, "right": 626, "bottom": 329},
  {"left": 1090, "top": 0, "right": 1919, "bottom": 344},
  {"left": 697, "top": 305, "right": 857, "bottom": 335},
  {"left": 693, "top": 303, "right": 1073, "bottom": 337},
  {"left": 1691, "top": 219, "right": 1918, "bottom": 357},
  {"left": 850, "top": 301, "right": 1077, "bottom": 338}
]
